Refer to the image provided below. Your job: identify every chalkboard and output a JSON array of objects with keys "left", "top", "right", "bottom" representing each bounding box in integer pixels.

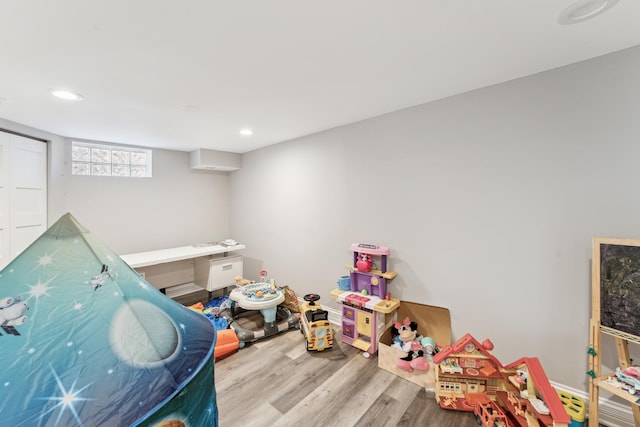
[{"left": 595, "top": 238, "right": 640, "bottom": 340}]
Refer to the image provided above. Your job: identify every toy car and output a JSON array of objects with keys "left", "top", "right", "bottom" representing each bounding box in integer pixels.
[{"left": 299, "top": 293, "right": 334, "bottom": 351}]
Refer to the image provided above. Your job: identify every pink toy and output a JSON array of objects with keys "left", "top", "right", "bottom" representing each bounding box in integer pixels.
[
  {"left": 348, "top": 243, "right": 396, "bottom": 299},
  {"left": 356, "top": 253, "right": 373, "bottom": 272},
  {"left": 623, "top": 366, "right": 640, "bottom": 378},
  {"left": 397, "top": 340, "right": 430, "bottom": 372},
  {"left": 391, "top": 317, "right": 430, "bottom": 373}
]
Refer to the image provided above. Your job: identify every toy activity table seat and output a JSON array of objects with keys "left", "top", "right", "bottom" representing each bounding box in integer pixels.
[
  {"left": 227, "top": 283, "right": 298, "bottom": 344},
  {"left": 230, "top": 282, "right": 284, "bottom": 320}
]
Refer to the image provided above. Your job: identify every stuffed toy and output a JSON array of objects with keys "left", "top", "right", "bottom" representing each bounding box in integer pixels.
[
  {"left": 397, "top": 341, "right": 430, "bottom": 372},
  {"left": 391, "top": 317, "right": 430, "bottom": 373},
  {"left": 281, "top": 285, "right": 300, "bottom": 313},
  {"left": 391, "top": 317, "right": 419, "bottom": 352}
]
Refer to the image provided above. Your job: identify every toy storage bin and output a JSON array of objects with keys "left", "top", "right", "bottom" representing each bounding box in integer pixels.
[
  {"left": 557, "top": 390, "right": 585, "bottom": 427},
  {"left": 378, "top": 301, "right": 451, "bottom": 390}
]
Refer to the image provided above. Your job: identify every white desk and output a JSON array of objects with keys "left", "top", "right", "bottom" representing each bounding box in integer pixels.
[
  {"left": 121, "top": 244, "right": 245, "bottom": 268},
  {"left": 121, "top": 244, "right": 245, "bottom": 300}
]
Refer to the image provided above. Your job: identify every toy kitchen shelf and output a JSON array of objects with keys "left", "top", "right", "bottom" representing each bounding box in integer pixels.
[
  {"left": 346, "top": 243, "right": 397, "bottom": 298},
  {"left": 332, "top": 243, "right": 400, "bottom": 357},
  {"left": 121, "top": 243, "right": 244, "bottom": 301}
]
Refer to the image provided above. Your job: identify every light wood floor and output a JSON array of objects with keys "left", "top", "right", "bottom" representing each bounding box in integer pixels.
[{"left": 214, "top": 326, "right": 479, "bottom": 427}]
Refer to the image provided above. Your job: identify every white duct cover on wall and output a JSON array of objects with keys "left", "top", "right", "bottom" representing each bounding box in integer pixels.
[{"left": 190, "top": 148, "right": 241, "bottom": 171}]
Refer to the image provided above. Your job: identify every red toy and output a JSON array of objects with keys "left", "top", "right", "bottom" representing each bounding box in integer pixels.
[
  {"left": 433, "top": 333, "right": 570, "bottom": 427},
  {"left": 466, "top": 394, "right": 510, "bottom": 427}
]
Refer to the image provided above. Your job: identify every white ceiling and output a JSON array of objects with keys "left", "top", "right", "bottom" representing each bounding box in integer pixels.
[{"left": 1, "top": 0, "right": 639, "bottom": 154}]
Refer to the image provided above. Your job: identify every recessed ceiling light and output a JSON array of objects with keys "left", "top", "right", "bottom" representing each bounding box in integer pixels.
[
  {"left": 239, "top": 128, "right": 253, "bottom": 136},
  {"left": 49, "top": 89, "right": 84, "bottom": 101},
  {"left": 180, "top": 105, "right": 200, "bottom": 112},
  {"left": 558, "top": 0, "right": 619, "bottom": 25}
]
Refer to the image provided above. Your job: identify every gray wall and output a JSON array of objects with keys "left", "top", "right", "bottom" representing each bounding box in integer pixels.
[
  {"left": 51, "top": 141, "right": 232, "bottom": 255},
  {"left": 230, "top": 45, "right": 640, "bottom": 394},
  {"left": 0, "top": 118, "right": 232, "bottom": 255}
]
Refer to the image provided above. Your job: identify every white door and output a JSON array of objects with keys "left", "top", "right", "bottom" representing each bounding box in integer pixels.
[
  {"left": 0, "top": 131, "right": 47, "bottom": 269},
  {"left": 0, "top": 134, "right": 10, "bottom": 268}
]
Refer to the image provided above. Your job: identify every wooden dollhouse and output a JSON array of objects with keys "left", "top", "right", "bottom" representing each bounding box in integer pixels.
[{"left": 433, "top": 333, "right": 570, "bottom": 427}]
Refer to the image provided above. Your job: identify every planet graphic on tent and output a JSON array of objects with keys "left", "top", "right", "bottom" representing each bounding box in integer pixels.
[
  {"left": 110, "top": 300, "right": 181, "bottom": 368},
  {"left": 0, "top": 213, "right": 218, "bottom": 427}
]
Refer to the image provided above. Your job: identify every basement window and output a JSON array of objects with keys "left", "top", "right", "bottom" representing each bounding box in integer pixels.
[{"left": 71, "top": 142, "right": 152, "bottom": 177}]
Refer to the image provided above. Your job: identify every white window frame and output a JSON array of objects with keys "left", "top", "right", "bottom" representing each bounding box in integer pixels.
[{"left": 71, "top": 141, "right": 152, "bottom": 177}]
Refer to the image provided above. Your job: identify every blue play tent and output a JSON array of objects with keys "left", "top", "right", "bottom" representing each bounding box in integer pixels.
[{"left": 0, "top": 213, "right": 217, "bottom": 427}]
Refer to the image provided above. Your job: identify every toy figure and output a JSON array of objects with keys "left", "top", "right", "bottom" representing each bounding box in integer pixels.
[
  {"left": 90, "top": 264, "right": 111, "bottom": 291},
  {"left": 397, "top": 340, "right": 430, "bottom": 372},
  {"left": 391, "top": 317, "right": 419, "bottom": 352},
  {"left": 390, "top": 317, "right": 429, "bottom": 372},
  {"left": 0, "top": 295, "right": 29, "bottom": 336},
  {"left": 234, "top": 275, "right": 250, "bottom": 286},
  {"left": 356, "top": 253, "right": 373, "bottom": 272},
  {"left": 420, "top": 336, "right": 437, "bottom": 361}
]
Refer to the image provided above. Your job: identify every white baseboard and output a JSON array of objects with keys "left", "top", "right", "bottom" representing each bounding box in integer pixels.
[
  {"left": 551, "top": 382, "right": 635, "bottom": 427},
  {"left": 325, "top": 305, "right": 342, "bottom": 326},
  {"left": 308, "top": 298, "right": 635, "bottom": 426}
]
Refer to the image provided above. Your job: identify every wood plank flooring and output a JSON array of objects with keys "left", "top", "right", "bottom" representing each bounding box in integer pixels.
[{"left": 214, "top": 326, "right": 479, "bottom": 427}]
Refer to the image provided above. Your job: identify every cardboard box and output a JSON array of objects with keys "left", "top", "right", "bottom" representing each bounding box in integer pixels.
[{"left": 378, "top": 301, "right": 451, "bottom": 390}]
